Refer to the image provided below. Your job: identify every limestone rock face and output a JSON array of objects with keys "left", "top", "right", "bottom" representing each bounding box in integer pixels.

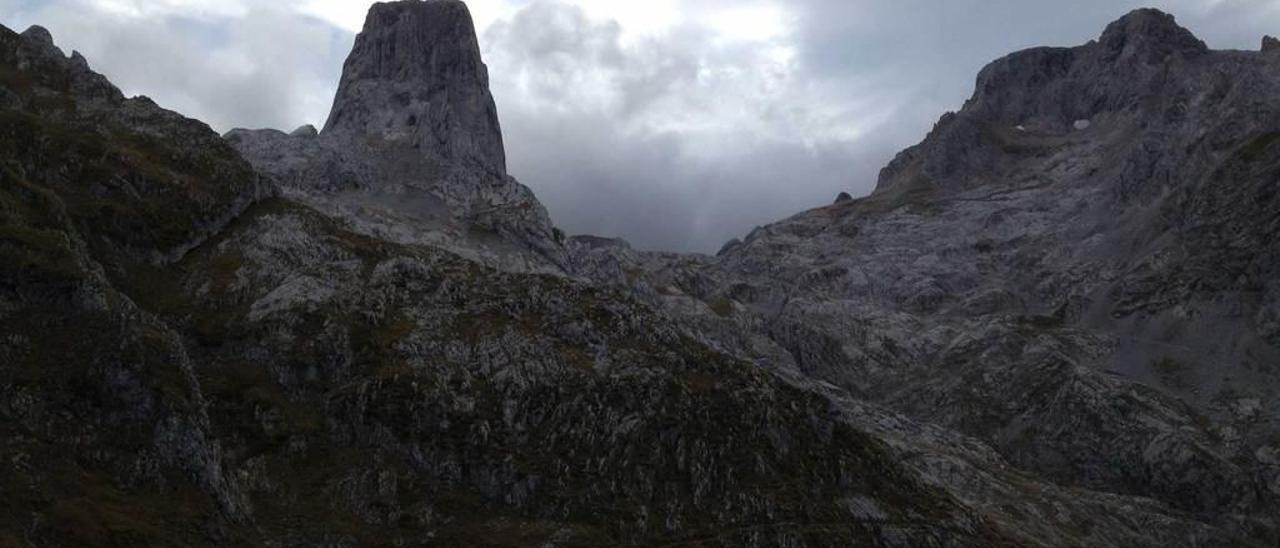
[
  {"left": 324, "top": 0, "right": 506, "bottom": 175},
  {"left": 1264, "top": 35, "right": 1280, "bottom": 53},
  {"left": 878, "top": 8, "right": 1233, "bottom": 194},
  {"left": 570, "top": 8, "right": 1280, "bottom": 540},
  {"left": 19, "top": 25, "right": 53, "bottom": 47},
  {"left": 13, "top": 22, "right": 1228, "bottom": 547},
  {"left": 226, "top": 0, "right": 561, "bottom": 274},
  {"left": 1097, "top": 8, "right": 1207, "bottom": 62},
  {"left": 289, "top": 123, "right": 318, "bottom": 138},
  {"left": 7, "top": 5, "right": 1280, "bottom": 547}
]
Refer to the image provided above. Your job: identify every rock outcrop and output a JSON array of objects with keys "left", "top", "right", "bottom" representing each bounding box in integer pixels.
[
  {"left": 10, "top": 19, "right": 1219, "bottom": 547},
  {"left": 1265, "top": 35, "right": 1280, "bottom": 53},
  {"left": 289, "top": 123, "right": 318, "bottom": 138},
  {"left": 324, "top": 0, "right": 505, "bottom": 174},
  {"left": 571, "top": 8, "right": 1280, "bottom": 541},
  {"left": 225, "top": 0, "right": 561, "bottom": 274},
  {"left": 4, "top": 4, "right": 1280, "bottom": 547},
  {"left": 876, "top": 10, "right": 1217, "bottom": 194}
]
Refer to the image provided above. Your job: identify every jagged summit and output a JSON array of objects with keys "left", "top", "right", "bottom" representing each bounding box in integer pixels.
[
  {"left": 625, "top": 7, "right": 1280, "bottom": 539},
  {"left": 1098, "top": 8, "right": 1207, "bottom": 61},
  {"left": 323, "top": 0, "right": 506, "bottom": 174},
  {"left": 875, "top": 8, "right": 1247, "bottom": 193},
  {"left": 226, "top": 0, "right": 560, "bottom": 274},
  {"left": 969, "top": 8, "right": 1206, "bottom": 122},
  {"left": 20, "top": 25, "right": 54, "bottom": 47}
]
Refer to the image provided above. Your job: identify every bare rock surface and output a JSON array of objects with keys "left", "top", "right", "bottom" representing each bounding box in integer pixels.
[
  {"left": 569, "top": 8, "right": 1280, "bottom": 540},
  {"left": 3, "top": 4, "right": 1280, "bottom": 547},
  {"left": 325, "top": 0, "right": 505, "bottom": 173},
  {"left": 226, "top": 0, "right": 562, "bottom": 275}
]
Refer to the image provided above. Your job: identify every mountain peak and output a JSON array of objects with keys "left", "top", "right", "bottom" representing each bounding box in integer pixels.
[
  {"left": 1098, "top": 8, "right": 1207, "bottom": 60},
  {"left": 877, "top": 8, "right": 1217, "bottom": 195},
  {"left": 20, "top": 25, "right": 54, "bottom": 48},
  {"left": 322, "top": 0, "right": 506, "bottom": 174}
]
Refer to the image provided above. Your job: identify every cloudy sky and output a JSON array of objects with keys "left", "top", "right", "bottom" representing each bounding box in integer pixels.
[{"left": 2, "top": 0, "right": 1278, "bottom": 251}]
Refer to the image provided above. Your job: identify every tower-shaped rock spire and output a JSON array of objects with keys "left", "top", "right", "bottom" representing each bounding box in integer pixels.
[{"left": 323, "top": 0, "right": 506, "bottom": 174}]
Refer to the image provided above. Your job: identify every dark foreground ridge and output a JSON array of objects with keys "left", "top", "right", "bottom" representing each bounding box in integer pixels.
[{"left": 1, "top": 4, "right": 1279, "bottom": 547}]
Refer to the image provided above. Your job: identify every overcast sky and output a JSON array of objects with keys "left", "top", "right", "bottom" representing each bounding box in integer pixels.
[{"left": 2, "top": 0, "right": 1278, "bottom": 251}]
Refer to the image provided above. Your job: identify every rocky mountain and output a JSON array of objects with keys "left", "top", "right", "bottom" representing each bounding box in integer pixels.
[
  {"left": 1, "top": 2, "right": 1278, "bottom": 547},
  {"left": 226, "top": 0, "right": 562, "bottom": 275},
  {"left": 325, "top": 0, "right": 506, "bottom": 174},
  {"left": 573, "top": 5, "right": 1280, "bottom": 539}
]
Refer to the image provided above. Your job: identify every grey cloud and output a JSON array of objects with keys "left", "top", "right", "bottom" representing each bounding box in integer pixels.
[
  {"left": 501, "top": 0, "right": 1278, "bottom": 253},
  {"left": 1, "top": 0, "right": 349, "bottom": 132},
  {"left": 484, "top": 2, "right": 703, "bottom": 122},
  {"left": 485, "top": 1, "right": 880, "bottom": 251},
  {"left": 500, "top": 105, "right": 890, "bottom": 252}
]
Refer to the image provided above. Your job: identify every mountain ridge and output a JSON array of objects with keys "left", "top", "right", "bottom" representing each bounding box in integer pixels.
[
  {"left": 0, "top": 3, "right": 1278, "bottom": 546},
  {"left": 566, "top": 5, "right": 1280, "bottom": 533}
]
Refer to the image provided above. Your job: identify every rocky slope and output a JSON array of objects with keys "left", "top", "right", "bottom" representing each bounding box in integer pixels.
[
  {"left": 574, "top": 7, "right": 1280, "bottom": 540},
  {"left": 1, "top": 3, "right": 1277, "bottom": 547},
  {"left": 226, "top": 0, "right": 563, "bottom": 275},
  {"left": 0, "top": 22, "right": 264, "bottom": 545}
]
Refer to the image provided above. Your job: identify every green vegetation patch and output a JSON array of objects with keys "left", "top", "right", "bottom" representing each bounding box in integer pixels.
[
  {"left": 1240, "top": 132, "right": 1280, "bottom": 163},
  {"left": 708, "top": 296, "right": 735, "bottom": 317},
  {"left": 1152, "top": 356, "right": 1190, "bottom": 390}
]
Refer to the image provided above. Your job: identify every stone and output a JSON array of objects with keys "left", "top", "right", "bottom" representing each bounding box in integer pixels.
[
  {"left": 1074, "top": 119, "right": 1092, "bottom": 130},
  {"left": 834, "top": 191, "right": 854, "bottom": 203},
  {"left": 1098, "top": 8, "right": 1208, "bottom": 61},
  {"left": 1264, "top": 35, "right": 1280, "bottom": 52},
  {"left": 20, "top": 25, "right": 53, "bottom": 48},
  {"left": 716, "top": 238, "right": 743, "bottom": 256},
  {"left": 289, "top": 124, "right": 318, "bottom": 138},
  {"left": 566, "top": 234, "right": 631, "bottom": 250},
  {"left": 68, "top": 50, "right": 89, "bottom": 69}
]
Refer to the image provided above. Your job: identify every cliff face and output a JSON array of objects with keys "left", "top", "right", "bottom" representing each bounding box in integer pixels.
[
  {"left": 324, "top": 0, "right": 507, "bottom": 174},
  {"left": 226, "top": 0, "right": 558, "bottom": 276},
  {"left": 2, "top": 4, "right": 1279, "bottom": 547},
  {"left": 0, "top": 17, "right": 1080, "bottom": 548},
  {"left": 576, "top": 8, "right": 1280, "bottom": 535}
]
